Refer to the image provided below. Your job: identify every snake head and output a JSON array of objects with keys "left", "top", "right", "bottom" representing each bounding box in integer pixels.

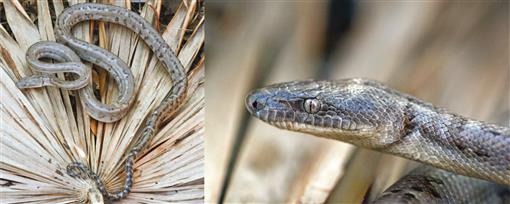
[{"left": 245, "top": 78, "right": 408, "bottom": 148}]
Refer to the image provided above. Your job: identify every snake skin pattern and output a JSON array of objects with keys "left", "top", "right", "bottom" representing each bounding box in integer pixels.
[
  {"left": 245, "top": 78, "right": 509, "bottom": 202},
  {"left": 17, "top": 3, "right": 187, "bottom": 201},
  {"left": 373, "top": 166, "right": 509, "bottom": 204}
]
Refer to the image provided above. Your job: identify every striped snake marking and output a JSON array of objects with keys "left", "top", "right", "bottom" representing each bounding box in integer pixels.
[
  {"left": 16, "top": 3, "right": 187, "bottom": 201},
  {"left": 245, "top": 78, "right": 509, "bottom": 203}
]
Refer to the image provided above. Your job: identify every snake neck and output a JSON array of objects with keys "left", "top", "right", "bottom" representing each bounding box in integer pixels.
[{"left": 384, "top": 103, "right": 510, "bottom": 185}]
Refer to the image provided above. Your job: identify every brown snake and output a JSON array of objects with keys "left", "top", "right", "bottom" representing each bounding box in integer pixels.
[
  {"left": 245, "top": 78, "right": 509, "bottom": 203},
  {"left": 17, "top": 3, "right": 187, "bottom": 201}
]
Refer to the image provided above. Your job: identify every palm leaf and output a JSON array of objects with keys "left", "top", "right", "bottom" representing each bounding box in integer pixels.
[{"left": 0, "top": 0, "right": 204, "bottom": 203}]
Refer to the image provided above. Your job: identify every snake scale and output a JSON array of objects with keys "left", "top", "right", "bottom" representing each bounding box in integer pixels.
[
  {"left": 245, "top": 78, "right": 509, "bottom": 203},
  {"left": 16, "top": 3, "right": 187, "bottom": 201}
]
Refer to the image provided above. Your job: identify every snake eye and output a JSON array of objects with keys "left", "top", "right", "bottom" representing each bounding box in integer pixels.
[{"left": 303, "top": 98, "right": 321, "bottom": 114}]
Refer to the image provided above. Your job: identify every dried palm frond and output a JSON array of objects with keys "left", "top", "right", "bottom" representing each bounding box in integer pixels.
[{"left": 0, "top": 0, "right": 204, "bottom": 203}]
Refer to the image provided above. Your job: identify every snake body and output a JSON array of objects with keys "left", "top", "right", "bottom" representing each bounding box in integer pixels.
[
  {"left": 17, "top": 3, "right": 187, "bottom": 201},
  {"left": 373, "top": 166, "right": 509, "bottom": 204},
  {"left": 18, "top": 42, "right": 91, "bottom": 90},
  {"left": 245, "top": 78, "right": 509, "bottom": 202}
]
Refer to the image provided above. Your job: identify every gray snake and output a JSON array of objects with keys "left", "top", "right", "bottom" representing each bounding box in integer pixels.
[
  {"left": 245, "top": 78, "right": 509, "bottom": 203},
  {"left": 16, "top": 3, "right": 187, "bottom": 201}
]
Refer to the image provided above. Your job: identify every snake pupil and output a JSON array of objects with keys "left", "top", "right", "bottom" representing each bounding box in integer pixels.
[{"left": 304, "top": 98, "right": 320, "bottom": 114}]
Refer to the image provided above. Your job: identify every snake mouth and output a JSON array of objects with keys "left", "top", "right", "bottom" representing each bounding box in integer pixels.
[{"left": 255, "top": 109, "right": 367, "bottom": 132}]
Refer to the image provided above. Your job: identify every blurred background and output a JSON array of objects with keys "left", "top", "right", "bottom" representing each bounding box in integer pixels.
[{"left": 205, "top": 1, "right": 509, "bottom": 203}]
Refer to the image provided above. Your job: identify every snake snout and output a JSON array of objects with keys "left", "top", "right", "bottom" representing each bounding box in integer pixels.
[{"left": 245, "top": 91, "right": 267, "bottom": 114}]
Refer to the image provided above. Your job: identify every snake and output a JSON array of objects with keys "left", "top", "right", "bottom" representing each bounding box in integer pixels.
[
  {"left": 372, "top": 166, "right": 509, "bottom": 203},
  {"left": 245, "top": 78, "right": 509, "bottom": 203},
  {"left": 16, "top": 3, "right": 187, "bottom": 201}
]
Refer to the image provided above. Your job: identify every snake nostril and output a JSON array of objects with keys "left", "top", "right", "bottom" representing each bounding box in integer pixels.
[
  {"left": 252, "top": 100, "right": 264, "bottom": 110},
  {"left": 246, "top": 92, "right": 266, "bottom": 112}
]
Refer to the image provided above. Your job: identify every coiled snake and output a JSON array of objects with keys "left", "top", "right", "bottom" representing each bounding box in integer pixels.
[
  {"left": 246, "top": 78, "right": 509, "bottom": 203},
  {"left": 17, "top": 3, "right": 187, "bottom": 201}
]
